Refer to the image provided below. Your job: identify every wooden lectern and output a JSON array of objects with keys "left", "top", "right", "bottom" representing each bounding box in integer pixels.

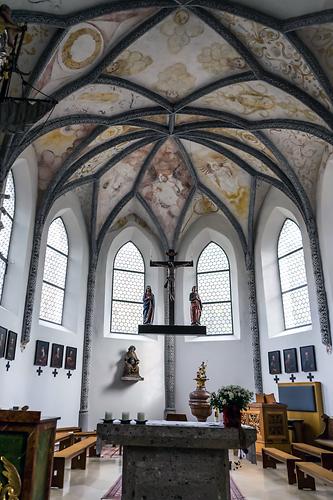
[
  {"left": 0, "top": 410, "right": 59, "bottom": 500},
  {"left": 242, "top": 402, "right": 290, "bottom": 454}
]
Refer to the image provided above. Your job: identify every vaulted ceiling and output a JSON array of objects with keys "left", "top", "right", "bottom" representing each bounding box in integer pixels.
[{"left": 7, "top": 0, "right": 333, "bottom": 253}]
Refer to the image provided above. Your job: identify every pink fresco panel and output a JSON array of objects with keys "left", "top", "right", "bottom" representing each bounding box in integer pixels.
[{"left": 138, "top": 139, "right": 193, "bottom": 245}]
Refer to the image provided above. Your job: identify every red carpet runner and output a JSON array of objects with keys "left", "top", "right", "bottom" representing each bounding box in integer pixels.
[{"left": 102, "top": 475, "right": 245, "bottom": 499}]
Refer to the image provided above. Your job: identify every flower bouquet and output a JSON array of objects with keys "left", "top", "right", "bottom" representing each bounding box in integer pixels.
[{"left": 210, "top": 385, "right": 253, "bottom": 428}]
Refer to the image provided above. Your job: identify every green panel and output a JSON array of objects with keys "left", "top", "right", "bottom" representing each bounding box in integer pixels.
[
  {"left": 0, "top": 432, "right": 28, "bottom": 485},
  {"left": 32, "top": 428, "right": 53, "bottom": 500}
]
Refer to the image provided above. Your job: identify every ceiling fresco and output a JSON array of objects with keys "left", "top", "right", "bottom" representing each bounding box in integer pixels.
[{"left": 7, "top": 2, "right": 333, "bottom": 248}]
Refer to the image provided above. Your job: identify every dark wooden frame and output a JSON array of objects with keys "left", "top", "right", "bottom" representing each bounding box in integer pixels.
[
  {"left": 50, "top": 343, "right": 64, "bottom": 368},
  {"left": 5, "top": 330, "right": 17, "bottom": 360},
  {"left": 268, "top": 350, "right": 282, "bottom": 374},
  {"left": 65, "top": 346, "right": 77, "bottom": 370},
  {"left": 283, "top": 348, "right": 298, "bottom": 373},
  {"left": 0, "top": 326, "right": 7, "bottom": 358},
  {"left": 34, "top": 340, "right": 49, "bottom": 366},
  {"left": 300, "top": 345, "right": 317, "bottom": 372}
]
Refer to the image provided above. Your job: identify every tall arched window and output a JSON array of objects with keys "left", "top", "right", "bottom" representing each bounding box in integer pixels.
[
  {"left": 278, "top": 218, "right": 311, "bottom": 330},
  {"left": 0, "top": 171, "right": 15, "bottom": 302},
  {"left": 39, "top": 217, "right": 69, "bottom": 325},
  {"left": 197, "top": 242, "right": 233, "bottom": 335},
  {"left": 111, "top": 241, "right": 145, "bottom": 334}
]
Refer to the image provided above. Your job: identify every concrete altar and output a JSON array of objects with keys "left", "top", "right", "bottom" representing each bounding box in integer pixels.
[{"left": 96, "top": 420, "right": 256, "bottom": 500}]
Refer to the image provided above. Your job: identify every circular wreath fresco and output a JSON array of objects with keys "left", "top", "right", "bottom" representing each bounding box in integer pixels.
[{"left": 60, "top": 23, "right": 103, "bottom": 71}]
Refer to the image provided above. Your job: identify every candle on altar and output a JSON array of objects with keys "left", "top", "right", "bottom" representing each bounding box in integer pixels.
[
  {"left": 137, "top": 412, "right": 145, "bottom": 421},
  {"left": 104, "top": 411, "right": 112, "bottom": 421},
  {"left": 122, "top": 411, "right": 130, "bottom": 421}
]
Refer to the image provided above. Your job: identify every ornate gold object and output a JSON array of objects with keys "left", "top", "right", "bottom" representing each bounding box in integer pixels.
[
  {"left": 0, "top": 456, "right": 21, "bottom": 500},
  {"left": 195, "top": 361, "right": 208, "bottom": 390}
]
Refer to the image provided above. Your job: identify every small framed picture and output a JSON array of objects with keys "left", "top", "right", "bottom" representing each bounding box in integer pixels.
[
  {"left": 65, "top": 346, "right": 77, "bottom": 370},
  {"left": 283, "top": 348, "right": 298, "bottom": 373},
  {"left": 0, "top": 327, "right": 7, "bottom": 358},
  {"left": 50, "top": 343, "right": 64, "bottom": 369},
  {"left": 34, "top": 340, "right": 49, "bottom": 366},
  {"left": 300, "top": 345, "right": 317, "bottom": 372},
  {"left": 5, "top": 331, "right": 17, "bottom": 361},
  {"left": 268, "top": 350, "right": 281, "bottom": 374}
]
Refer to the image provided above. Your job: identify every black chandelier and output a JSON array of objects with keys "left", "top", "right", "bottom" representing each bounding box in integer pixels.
[{"left": 0, "top": 4, "right": 56, "bottom": 132}]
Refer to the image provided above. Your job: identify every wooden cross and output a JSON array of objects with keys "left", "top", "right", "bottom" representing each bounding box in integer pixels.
[
  {"left": 273, "top": 375, "right": 280, "bottom": 384},
  {"left": 67, "top": 370, "right": 73, "bottom": 379},
  {"left": 5, "top": 361, "right": 10, "bottom": 371},
  {"left": 150, "top": 249, "right": 193, "bottom": 325},
  {"left": 52, "top": 369, "right": 58, "bottom": 378},
  {"left": 289, "top": 374, "right": 296, "bottom": 383},
  {"left": 307, "top": 372, "right": 314, "bottom": 382},
  {"left": 36, "top": 366, "right": 43, "bottom": 376}
]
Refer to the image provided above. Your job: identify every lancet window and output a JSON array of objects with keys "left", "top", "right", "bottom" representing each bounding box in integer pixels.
[
  {"left": 40, "top": 217, "right": 69, "bottom": 324},
  {"left": 111, "top": 241, "right": 145, "bottom": 334},
  {"left": 277, "top": 218, "right": 311, "bottom": 330},
  {"left": 0, "top": 171, "right": 15, "bottom": 301},
  {"left": 197, "top": 242, "right": 233, "bottom": 335}
]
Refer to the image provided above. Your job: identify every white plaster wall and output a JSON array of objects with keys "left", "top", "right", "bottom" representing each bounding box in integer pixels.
[
  {"left": 0, "top": 151, "right": 89, "bottom": 426},
  {"left": 174, "top": 213, "right": 255, "bottom": 420},
  {"left": 255, "top": 187, "right": 333, "bottom": 415},
  {"left": 88, "top": 225, "right": 165, "bottom": 429}
]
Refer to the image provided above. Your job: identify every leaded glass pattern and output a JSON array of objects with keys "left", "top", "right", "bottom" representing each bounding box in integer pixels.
[
  {"left": 0, "top": 171, "right": 15, "bottom": 302},
  {"left": 197, "top": 242, "right": 233, "bottom": 335},
  {"left": 111, "top": 242, "right": 145, "bottom": 334},
  {"left": 278, "top": 219, "right": 311, "bottom": 330},
  {"left": 39, "top": 217, "right": 69, "bottom": 325}
]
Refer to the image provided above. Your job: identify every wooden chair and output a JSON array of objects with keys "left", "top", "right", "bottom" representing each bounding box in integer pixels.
[{"left": 166, "top": 413, "right": 187, "bottom": 422}]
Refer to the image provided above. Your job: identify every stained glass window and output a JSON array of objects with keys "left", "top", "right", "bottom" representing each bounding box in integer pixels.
[
  {"left": 111, "top": 242, "right": 144, "bottom": 334},
  {"left": 0, "top": 171, "right": 15, "bottom": 302},
  {"left": 278, "top": 219, "right": 311, "bottom": 330},
  {"left": 197, "top": 242, "right": 233, "bottom": 335},
  {"left": 39, "top": 217, "right": 69, "bottom": 324}
]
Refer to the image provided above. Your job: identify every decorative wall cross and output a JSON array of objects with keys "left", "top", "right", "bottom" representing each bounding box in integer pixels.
[
  {"left": 150, "top": 249, "right": 193, "bottom": 325},
  {"left": 52, "top": 369, "right": 58, "bottom": 378},
  {"left": 273, "top": 375, "right": 280, "bottom": 384},
  {"left": 289, "top": 374, "right": 296, "bottom": 382},
  {"left": 307, "top": 372, "right": 314, "bottom": 382},
  {"left": 5, "top": 361, "right": 10, "bottom": 371},
  {"left": 36, "top": 366, "right": 43, "bottom": 376},
  {"left": 67, "top": 371, "right": 72, "bottom": 379}
]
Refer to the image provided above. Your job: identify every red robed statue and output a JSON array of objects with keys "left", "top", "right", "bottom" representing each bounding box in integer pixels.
[{"left": 189, "top": 286, "right": 202, "bottom": 326}]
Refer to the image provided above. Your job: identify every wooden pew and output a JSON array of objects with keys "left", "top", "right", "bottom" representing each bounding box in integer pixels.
[
  {"left": 296, "top": 461, "right": 333, "bottom": 490},
  {"left": 73, "top": 431, "right": 97, "bottom": 456},
  {"left": 52, "top": 436, "right": 97, "bottom": 488},
  {"left": 314, "top": 414, "right": 333, "bottom": 451},
  {"left": 55, "top": 431, "right": 74, "bottom": 450},
  {"left": 292, "top": 442, "right": 333, "bottom": 470},
  {"left": 262, "top": 447, "right": 302, "bottom": 484},
  {"left": 56, "top": 426, "right": 81, "bottom": 433}
]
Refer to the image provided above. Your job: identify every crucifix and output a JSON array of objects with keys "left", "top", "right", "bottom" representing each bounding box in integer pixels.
[{"left": 150, "top": 249, "right": 193, "bottom": 326}]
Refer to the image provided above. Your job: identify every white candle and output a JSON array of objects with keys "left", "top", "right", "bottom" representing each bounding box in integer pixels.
[
  {"left": 122, "top": 411, "right": 130, "bottom": 421},
  {"left": 137, "top": 412, "right": 145, "bottom": 421},
  {"left": 105, "top": 411, "right": 112, "bottom": 421}
]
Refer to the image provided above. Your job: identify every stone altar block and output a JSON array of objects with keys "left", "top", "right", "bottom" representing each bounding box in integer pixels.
[{"left": 97, "top": 420, "right": 256, "bottom": 500}]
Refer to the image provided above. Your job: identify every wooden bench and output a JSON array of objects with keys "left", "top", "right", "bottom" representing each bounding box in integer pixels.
[
  {"left": 292, "top": 442, "right": 333, "bottom": 470},
  {"left": 56, "top": 426, "right": 81, "bottom": 433},
  {"left": 262, "top": 447, "right": 302, "bottom": 484},
  {"left": 296, "top": 461, "right": 333, "bottom": 490},
  {"left": 314, "top": 414, "right": 333, "bottom": 451},
  {"left": 73, "top": 431, "right": 97, "bottom": 456},
  {"left": 55, "top": 431, "right": 74, "bottom": 451},
  {"left": 52, "top": 436, "right": 97, "bottom": 488}
]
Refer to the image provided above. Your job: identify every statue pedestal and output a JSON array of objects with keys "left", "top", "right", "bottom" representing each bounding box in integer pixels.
[
  {"left": 121, "top": 376, "right": 144, "bottom": 381},
  {"left": 97, "top": 420, "right": 256, "bottom": 499}
]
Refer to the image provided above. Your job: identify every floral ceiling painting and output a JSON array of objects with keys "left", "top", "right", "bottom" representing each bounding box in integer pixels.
[{"left": 9, "top": 2, "right": 333, "bottom": 250}]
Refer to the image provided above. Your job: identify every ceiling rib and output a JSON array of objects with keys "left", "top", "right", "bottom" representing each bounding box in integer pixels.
[{"left": 136, "top": 192, "right": 169, "bottom": 250}]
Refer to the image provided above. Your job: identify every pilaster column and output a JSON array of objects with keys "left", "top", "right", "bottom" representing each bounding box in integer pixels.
[
  {"left": 247, "top": 263, "right": 263, "bottom": 394},
  {"left": 21, "top": 214, "right": 44, "bottom": 346},
  {"left": 79, "top": 253, "right": 98, "bottom": 430},
  {"left": 164, "top": 282, "right": 175, "bottom": 414}
]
